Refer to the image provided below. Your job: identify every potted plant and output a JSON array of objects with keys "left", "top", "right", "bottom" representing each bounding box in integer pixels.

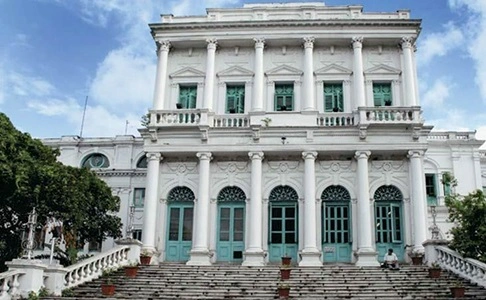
[
  {"left": 280, "top": 266, "right": 291, "bottom": 280},
  {"left": 101, "top": 269, "right": 115, "bottom": 296},
  {"left": 140, "top": 249, "right": 152, "bottom": 265},
  {"left": 428, "top": 262, "right": 442, "bottom": 279},
  {"left": 124, "top": 261, "right": 139, "bottom": 278},
  {"left": 277, "top": 282, "right": 290, "bottom": 298},
  {"left": 281, "top": 254, "right": 292, "bottom": 266},
  {"left": 404, "top": 246, "right": 423, "bottom": 265},
  {"left": 450, "top": 281, "right": 465, "bottom": 298}
]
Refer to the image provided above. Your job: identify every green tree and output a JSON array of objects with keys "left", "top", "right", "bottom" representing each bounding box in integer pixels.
[
  {"left": 0, "top": 113, "right": 122, "bottom": 270},
  {"left": 444, "top": 173, "right": 486, "bottom": 263}
]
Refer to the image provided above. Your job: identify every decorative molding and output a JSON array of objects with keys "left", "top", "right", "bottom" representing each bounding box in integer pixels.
[
  {"left": 146, "top": 152, "right": 162, "bottom": 161},
  {"left": 156, "top": 40, "right": 171, "bottom": 53},
  {"left": 254, "top": 37, "right": 265, "bottom": 48},
  {"left": 401, "top": 36, "right": 414, "bottom": 49},
  {"left": 267, "top": 161, "right": 300, "bottom": 174},
  {"left": 359, "top": 126, "right": 368, "bottom": 140},
  {"left": 303, "top": 36, "right": 315, "bottom": 48},
  {"left": 364, "top": 64, "right": 401, "bottom": 75},
  {"left": 314, "top": 63, "right": 352, "bottom": 76},
  {"left": 351, "top": 36, "right": 363, "bottom": 48},
  {"left": 169, "top": 66, "right": 206, "bottom": 79},
  {"left": 407, "top": 150, "right": 424, "bottom": 159},
  {"left": 265, "top": 64, "right": 303, "bottom": 77},
  {"left": 96, "top": 170, "right": 147, "bottom": 177},
  {"left": 216, "top": 161, "right": 249, "bottom": 173},
  {"left": 197, "top": 152, "right": 212, "bottom": 161},
  {"left": 302, "top": 151, "right": 318, "bottom": 160},
  {"left": 249, "top": 151, "right": 264, "bottom": 160},
  {"left": 206, "top": 38, "right": 218, "bottom": 49},
  {"left": 355, "top": 151, "right": 371, "bottom": 160}
]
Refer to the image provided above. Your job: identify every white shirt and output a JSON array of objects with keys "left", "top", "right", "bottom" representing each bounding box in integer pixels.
[{"left": 384, "top": 253, "right": 398, "bottom": 263}]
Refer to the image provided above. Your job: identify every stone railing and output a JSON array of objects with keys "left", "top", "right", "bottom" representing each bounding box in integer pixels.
[
  {"left": 316, "top": 113, "right": 355, "bottom": 127},
  {"left": 428, "top": 132, "right": 476, "bottom": 140},
  {"left": 358, "top": 106, "right": 422, "bottom": 125},
  {"left": 149, "top": 109, "right": 204, "bottom": 126},
  {"left": 0, "top": 270, "right": 23, "bottom": 299},
  {"left": 213, "top": 115, "right": 249, "bottom": 128},
  {"left": 64, "top": 246, "right": 130, "bottom": 289},
  {"left": 435, "top": 245, "right": 486, "bottom": 288}
]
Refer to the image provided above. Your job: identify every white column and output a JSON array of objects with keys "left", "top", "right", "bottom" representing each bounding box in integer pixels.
[
  {"left": 401, "top": 37, "right": 417, "bottom": 106},
  {"left": 352, "top": 37, "right": 366, "bottom": 108},
  {"left": 187, "top": 152, "right": 212, "bottom": 265},
  {"left": 303, "top": 37, "right": 316, "bottom": 111},
  {"left": 252, "top": 38, "right": 265, "bottom": 112},
  {"left": 152, "top": 41, "right": 170, "bottom": 110},
  {"left": 408, "top": 150, "right": 427, "bottom": 254},
  {"left": 243, "top": 152, "right": 265, "bottom": 266},
  {"left": 355, "top": 151, "right": 379, "bottom": 266},
  {"left": 142, "top": 152, "right": 162, "bottom": 254},
  {"left": 300, "top": 151, "right": 321, "bottom": 266},
  {"left": 203, "top": 39, "right": 217, "bottom": 110}
]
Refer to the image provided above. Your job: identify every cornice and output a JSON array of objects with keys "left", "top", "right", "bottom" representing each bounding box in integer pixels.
[{"left": 95, "top": 169, "right": 147, "bottom": 177}]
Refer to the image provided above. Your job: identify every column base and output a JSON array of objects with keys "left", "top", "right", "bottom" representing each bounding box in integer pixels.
[
  {"left": 186, "top": 250, "right": 212, "bottom": 266},
  {"left": 355, "top": 248, "right": 380, "bottom": 267},
  {"left": 242, "top": 250, "right": 266, "bottom": 266},
  {"left": 299, "top": 250, "right": 322, "bottom": 267}
]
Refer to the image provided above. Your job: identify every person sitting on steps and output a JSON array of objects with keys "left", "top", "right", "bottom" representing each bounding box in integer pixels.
[{"left": 381, "top": 248, "right": 400, "bottom": 270}]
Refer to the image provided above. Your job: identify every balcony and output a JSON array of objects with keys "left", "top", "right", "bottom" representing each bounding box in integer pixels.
[{"left": 148, "top": 106, "right": 422, "bottom": 129}]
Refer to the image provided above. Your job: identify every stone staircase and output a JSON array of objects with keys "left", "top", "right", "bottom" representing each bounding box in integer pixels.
[{"left": 43, "top": 263, "right": 486, "bottom": 299}]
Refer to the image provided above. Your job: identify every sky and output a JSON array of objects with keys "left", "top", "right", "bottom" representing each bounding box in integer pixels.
[{"left": 0, "top": 0, "right": 485, "bottom": 148}]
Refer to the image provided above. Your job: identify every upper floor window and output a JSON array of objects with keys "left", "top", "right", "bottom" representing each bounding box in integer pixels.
[
  {"left": 425, "top": 174, "right": 437, "bottom": 206},
  {"left": 136, "top": 156, "right": 147, "bottom": 168},
  {"left": 81, "top": 153, "right": 109, "bottom": 169},
  {"left": 373, "top": 83, "right": 392, "bottom": 107},
  {"left": 178, "top": 85, "right": 197, "bottom": 109},
  {"left": 226, "top": 85, "right": 245, "bottom": 113},
  {"left": 133, "top": 188, "right": 145, "bottom": 208},
  {"left": 324, "top": 83, "right": 344, "bottom": 112},
  {"left": 274, "top": 83, "right": 294, "bottom": 111}
]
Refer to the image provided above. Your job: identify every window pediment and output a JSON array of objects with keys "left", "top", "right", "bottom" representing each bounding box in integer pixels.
[
  {"left": 169, "top": 67, "right": 206, "bottom": 79},
  {"left": 364, "top": 64, "right": 401, "bottom": 76},
  {"left": 265, "top": 64, "right": 303, "bottom": 77},
  {"left": 217, "top": 66, "right": 254, "bottom": 79},
  {"left": 315, "top": 64, "right": 352, "bottom": 76}
]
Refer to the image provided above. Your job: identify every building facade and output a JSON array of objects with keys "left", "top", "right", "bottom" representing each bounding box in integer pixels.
[{"left": 43, "top": 3, "right": 486, "bottom": 267}]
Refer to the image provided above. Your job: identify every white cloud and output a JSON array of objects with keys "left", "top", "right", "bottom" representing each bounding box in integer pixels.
[
  {"left": 8, "top": 72, "right": 56, "bottom": 97},
  {"left": 422, "top": 78, "right": 451, "bottom": 108},
  {"left": 417, "top": 22, "right": 464, "bottom": 66}
]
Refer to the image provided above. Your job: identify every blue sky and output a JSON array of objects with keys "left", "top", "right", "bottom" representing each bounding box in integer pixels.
[{"left": 0, "top": 0, "right": 485, "bottom": 147}]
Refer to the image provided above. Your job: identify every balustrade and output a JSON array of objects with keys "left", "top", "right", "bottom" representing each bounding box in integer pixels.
[
  {"left": 359, "top": 106, "right": 421, "bottom": 124},
  {"left": 436, "top": 245, "right": 486, "bottom": 288},
  {"left": 0, "top": 270, "right": 22, "bottom": 299},
  {"left": 213, "top": 115, "right": 249, "bottom": 128},
  {"left": 316, "top": 113, "right": 355, "bottom": 127}
]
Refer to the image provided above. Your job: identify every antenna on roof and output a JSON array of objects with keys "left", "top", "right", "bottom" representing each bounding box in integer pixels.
[
  {"left": 124, "top": 120, "right": 129, "bottom": 135},
  {"left": 79, "top": 96, "right": 88, "bottom": 138}
]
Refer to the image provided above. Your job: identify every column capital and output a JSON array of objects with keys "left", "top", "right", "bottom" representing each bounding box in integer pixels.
[
  {"left": 249, "top": 151, "right": 264, "bottom": 160},
  {"left": 197, "top": 152, "right": 212, "bottom": 160},
  {"left": 352, "top": 37, "right": 363, "bottom": 49},
  {"left": 253, "top": 38, "right": 265, "bottom": 48},
  {"left": 303, "top": 37, "right": 315, "bottom": 49},
  {"left": 407, "top": 150, "right": 424, "bottom": 159},
  {"left": 355, "top": 151, "right": 371, "bottom": 160},
  {"left": 156, "top": 40, "right": 171, "bottom": 53},
  {"left": 401, "top": 37, "right": 414, "bottom": 49},
  {"left": 206, "top": 38, "right": 218, "bottom": 49},
  {"left": 146, "top": 152, "right": 162, "bottom": 161},
  {"left": 302, "top": 151, "right": 318, "bottom": 160}
]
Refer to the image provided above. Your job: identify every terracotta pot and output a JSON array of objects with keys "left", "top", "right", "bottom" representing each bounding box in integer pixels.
[
  {"left": 450, "top": 286, "right": 465, "bottom": 298},
  {"left": 411, "top": 256, "right": 423, "bottom": 265},
  {"left": 281, "top": 256, "right": 292, "bottom": 266},
  {"left": 280, "top": 268, "right": 291, "bottom": 280},
  {"left": 124, "top": 266, "right": 139, "bottom": 278},
  {"left": 278, "top": 286, "right": 290, "bottom": 298},
  {"left": 428, "top": 268, "right": 441, "bottom": 279},
  {"left": 140, "top": 255, "right": 151, "bottom": 265},
  {"left": 101, "top": 283, "right": 115, "bottom": 296}
]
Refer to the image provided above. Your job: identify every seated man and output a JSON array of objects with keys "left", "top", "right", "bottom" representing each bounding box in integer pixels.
[{"left": 382, "top": 248, "right": 400, "bottom": 270}]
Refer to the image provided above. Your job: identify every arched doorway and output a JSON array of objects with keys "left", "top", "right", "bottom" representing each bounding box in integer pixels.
[
  {"left": 166, "top": 186, "right": 195, "bottom": 262},
  {"left": 268, "top": 185, "right": 299, "bottom": 263},
  {"left": 321, "top": 185, "right": 352, "bottom": 263},
  {"left": 216, "top": 186, "right": 246, "bottom": 262},
  {"left": 374, "top": 185, "right": 404, "bottom": 261}
]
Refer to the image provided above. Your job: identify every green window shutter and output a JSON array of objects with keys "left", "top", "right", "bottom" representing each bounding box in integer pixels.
[
  {"left": 373, "top": 83, "right": 392, "bottom": 106},
  {"left": 274, "top": 84, "right": 294, "bottom": 111},
  {"left": 425, "top": 174, "right": 437, "bottom": 206},
  {"left": 179, "top": 86, "right": 197, "bottom": 108},
  {"left": 324, "top": 83, "right": 343, "bottom": 112},
  {"left": 226, "top": 85, "right": 245, "bottom": 113}
]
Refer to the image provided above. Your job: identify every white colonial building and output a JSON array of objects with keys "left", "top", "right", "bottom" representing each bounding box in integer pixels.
[{"left": 43, "top": 3, "right": 486, "bottom": 267}]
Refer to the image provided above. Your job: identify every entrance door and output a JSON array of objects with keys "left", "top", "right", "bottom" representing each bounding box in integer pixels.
[
  {"left": 374, "top": 185, "right": 404, "bottom": 261},
  {"left": 216, "top": 186, "right": 246, "bottom": 262},
  {"left": 268, "top": 185, "right": 299, "bottom": 263},
  {"left": 321, "top": 185, "right": 352, "bottom": 263},
  {"left": 165, "top": 186, "right": 195, "bottom": 262}
]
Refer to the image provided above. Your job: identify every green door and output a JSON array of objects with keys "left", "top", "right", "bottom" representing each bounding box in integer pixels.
[
  {"left": 268, "top": 185, "right": 299, "bottom": 263},
  {"left": 321, "top": 185, "right": 352, "bottom": 263},
  {"left": 165, "top": 186, "right": 195, "bottom": 262},
  {"left": 216, "top": 186, "right": 246, "bottom": 262},
  {"left": 374, "top": 185, "right": 404, "bottom": 261}
]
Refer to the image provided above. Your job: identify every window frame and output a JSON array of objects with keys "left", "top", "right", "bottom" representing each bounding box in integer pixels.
[
  {"left": 425, "top": 174, "right": 438, "bottom": 206},
  {"left": 133, "top": 188, "right": 146, "bottom": 209},
  {"left": 324, "top": 83, "right": 344, "bottom": 112},
  {"left": 225, "top": 84, "right": 246, "bottom": 114},
  {"left": 178, "top": 85, "right": 198, "bottom": 109},
  {"left": 372, "top": 82, "right": 393, "bottom": 107},
  {"left": 274, "top": 83, "right": 294, "bottom": 111}
]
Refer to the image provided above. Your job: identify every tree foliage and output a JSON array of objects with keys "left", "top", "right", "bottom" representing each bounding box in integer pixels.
[
  {"left": 444, "top": 173, "right": 486, "bottom": 263},
  {"left": 0, "top": 113, "right": 122, "bottom": 270}
]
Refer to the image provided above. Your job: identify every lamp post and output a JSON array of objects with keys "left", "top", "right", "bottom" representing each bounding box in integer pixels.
[
  {"left": 22, "top": 207, "right": 38, "bottom": 259},
  {"left": 126, "top": 204, "right": 135, "bottom": 239}
]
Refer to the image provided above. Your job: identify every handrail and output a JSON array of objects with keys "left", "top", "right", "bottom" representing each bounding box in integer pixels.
[
  {"left": 0, "top": 270, "right": 24, "bottom": 299},
  {"left": 436, "top": 245, "right": 486, "bottom": 288},
  {"left": 64, "top": 246, "right": 130, "bottom": 289}
]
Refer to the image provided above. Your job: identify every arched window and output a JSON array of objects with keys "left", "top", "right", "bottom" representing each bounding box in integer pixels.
[
  {"left": 167, "top": 186, "right": 195, "bottom": 202},
  {"left": 321, "top": 185, "right": 351, "bottom": 202},
  {"left": 81, "top": 153, "right": 110, "bottom": 169},
  {"left": 136, "top": 156, "right": 148, "bottom": 168},
  {"left": 269, "top": 185, "right": 298, "bottom": 202},
  {"left": 217, "top": 186, "right": 246, "bottom": 202},
  {"left": 374, "top": 185, "right": 403, "bottom": 201}
]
